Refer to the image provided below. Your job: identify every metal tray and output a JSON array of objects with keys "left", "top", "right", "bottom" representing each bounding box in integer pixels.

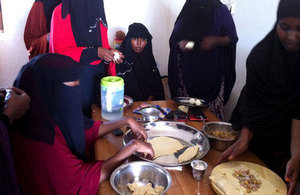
[{"left": 123, "top": 121, "right": 210, "bottom": 166}]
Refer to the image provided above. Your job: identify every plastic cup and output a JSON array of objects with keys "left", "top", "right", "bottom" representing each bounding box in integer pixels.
[{"left": 190, "top": 160, "right": 208, "bottom": 181}]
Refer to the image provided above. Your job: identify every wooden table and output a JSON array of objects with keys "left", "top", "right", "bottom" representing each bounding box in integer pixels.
[{"left": 92, "top": 100, "right": 265, "bottom": 195}]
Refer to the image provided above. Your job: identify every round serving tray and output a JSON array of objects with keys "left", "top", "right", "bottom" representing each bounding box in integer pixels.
[
  {"left": 210, "top": 161, "right": 287, "bottom": 195},
  {"left": 123, "top": 121, "right": 210, "bottom": 166}
]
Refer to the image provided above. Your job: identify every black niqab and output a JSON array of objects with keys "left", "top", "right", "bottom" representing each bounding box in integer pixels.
[
  {"left": 13, "top": 54, "right": 93, "bottom": 159},
  {"left": 173, "top": 0, "right": 222, "bottom": 42},
  {"left": 61, "top": 0, "right": 107, "bottom": 47},
  {"left": 36, "top": 0, "right": 61, "bottom": 30}
]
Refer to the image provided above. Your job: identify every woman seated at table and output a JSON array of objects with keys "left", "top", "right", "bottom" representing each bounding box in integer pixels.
[
  {"left": 116, "top": 23, "right": 165, "bottom": 101},
  {"left": 218, "top": 0, "right": 300, "bottom": 194},
  {"left": 11, "top": 54, "right": 154, "bottom": 195}
]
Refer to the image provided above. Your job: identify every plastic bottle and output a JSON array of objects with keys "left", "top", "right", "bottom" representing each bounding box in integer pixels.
[{"left": 101, "top": 76, "right": 124, "bottom": 120}]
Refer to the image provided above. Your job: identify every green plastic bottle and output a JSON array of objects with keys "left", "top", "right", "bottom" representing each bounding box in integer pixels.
[{"left": 100, "top": 76, "right": 124, "bottom": 120}]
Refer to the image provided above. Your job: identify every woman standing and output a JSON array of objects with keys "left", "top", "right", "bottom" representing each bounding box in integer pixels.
[
  {"left": 49, "top": 0, "right": 123, "bottom": 117},
  {"left": 218, "top": 0, "right": 300, "bottom": 194},
  {"left": 24, "top": 0, "right": 61, "bottom": 59},
  {"left": 168, "top": 0, "right": 238, "bottom": 120},
  {"left": 116, "top": 23, "right": 165, "bottom": 101}
]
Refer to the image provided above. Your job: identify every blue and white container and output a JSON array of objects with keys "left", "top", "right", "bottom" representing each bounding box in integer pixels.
[{"left": 101, "top": 76, "right": 124, "bottom": 120}]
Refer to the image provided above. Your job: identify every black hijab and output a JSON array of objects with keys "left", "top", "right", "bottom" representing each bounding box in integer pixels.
[
  {"left": 119, "top": 23, "right": 153, "bottom": 66},
  {"left": 173, "top": 0, "right": 222, "bottom": 42},
  {"left": 61, "top": 0, "right": 107, "bottom": 47},
  {"left": 13, "top": 54, "right": 93, "bottom": 159},
  {"left": 116, "top": 23, "right": 164, "bottom": 101},
  {"left": 36, "top": 0, "right": 61, "bottom": 30},
  {"left": 231, "top": 0, "right": 300, "bottom": 135}
]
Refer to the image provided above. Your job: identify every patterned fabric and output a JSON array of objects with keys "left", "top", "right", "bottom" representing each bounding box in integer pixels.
[
  {"left": 177, "top": 54, "right": 225, "bottom": 120},
  {"left": 208, "top": 80, "right": 224, "bottom": 120}
]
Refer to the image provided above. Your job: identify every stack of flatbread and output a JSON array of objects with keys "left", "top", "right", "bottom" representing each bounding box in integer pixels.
[
  {"left": 147, "top": 136, "right": 198, "bottom": 163},
  {"left": 209, "top": 164, "right": 279, "bottom": 195}
]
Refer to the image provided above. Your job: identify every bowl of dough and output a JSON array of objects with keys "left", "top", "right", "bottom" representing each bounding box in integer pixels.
[
  {"left": 202, "top": 121, "right": 239, "bottom": 151},
  {"left": 110, "top": 161, "right": 172, "bottom": 195}
]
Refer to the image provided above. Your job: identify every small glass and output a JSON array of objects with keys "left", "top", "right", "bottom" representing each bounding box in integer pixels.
[{"left": 191, "top": 160, "right": 208, "bottom": 181}]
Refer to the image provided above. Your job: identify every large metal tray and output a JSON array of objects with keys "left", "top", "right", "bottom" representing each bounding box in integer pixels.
[{"left": 123, "top": 121, "right": 210, "bottom": 166}]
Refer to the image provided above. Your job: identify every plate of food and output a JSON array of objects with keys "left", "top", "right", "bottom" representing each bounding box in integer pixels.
[
  {"left": 202, "top": 122, "right": 239, "bottom": 151},
  {"left": 173, "top": 97, "right": 208, "bottom": 108},
  {"left": 123, "top": 121, "right": 210, "bottom": 166},
  {"left": 209, "top": 161, "right": 287, "bottom": 195},
  {"left": 123, "top": 95, "right": 133, "bottom": 108}
]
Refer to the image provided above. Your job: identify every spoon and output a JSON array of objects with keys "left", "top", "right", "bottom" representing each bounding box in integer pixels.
[{"left": 200, "top": 116, "right": 212, "bottom": 133}]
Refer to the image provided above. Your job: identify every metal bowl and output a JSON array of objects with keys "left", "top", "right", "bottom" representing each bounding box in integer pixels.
[
  {"left": 110, "top": 161, "right": 172, "bottom": 195},
  {"left": 140, "top": 107, "right": 160, "bottom": 122},
  {"left": 202, "top": 122, "right": 239, "bottom": 151}
]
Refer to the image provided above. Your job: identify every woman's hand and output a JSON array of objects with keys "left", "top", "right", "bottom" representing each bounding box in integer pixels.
[
  {"left": 178, "top": 40, "right": 194, "bottom": 52},
  {"left": 110, "top": 49, "right": 124, "bottom": 64},
  {"left": 127, "top": 118, "right": 148, "bottom": 141},
  {"left": 217, "top": 127, "right": 253, "bottom": 164},
  {"left": 97, "top": 47, "right": 124, "bottom": 64},
  {"left": 2, "top": 87, "right": 31, "bottom": 123},
  {"left": 286, "top": 119, "right": 300, "bottom": 195},
  {"left": 285, "top": 155, "right": 300, "bottom": 195},
  {"left": 129, "top": 139, "right": 154, "bottom": 159}
]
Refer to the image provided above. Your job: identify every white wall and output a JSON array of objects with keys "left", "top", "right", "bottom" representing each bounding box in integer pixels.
[
  {"left": 223, "top": 0, "right": 279, "bottom": 120},
  {"left": 0, "top": 0, "right": 33, "bottom": 87},
  {"left": 104, "top": 0, "right": 186, "bottom": 76},
  {"left": 0, "top": 0, "right": 280, "bottom": 120}
]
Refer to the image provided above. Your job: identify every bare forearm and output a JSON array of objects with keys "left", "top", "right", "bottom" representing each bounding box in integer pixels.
[
  {"left": 291, "top": 119, "right": 300, "bottom": 158},
  {"left": 99, "top": 141, "right": 138, "bottom": 183},
  {"left": 214, "top": 36, "right": 231, "bottom": 47},
  {"left": 98, "top": 118, "right": 129, "bottom": 137}
]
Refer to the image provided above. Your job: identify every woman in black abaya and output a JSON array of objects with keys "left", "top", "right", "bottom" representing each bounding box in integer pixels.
[
  {"left": 218, "top": 0, "right": 300, "bottom": 194},
  {"left": 116, "top": 23, "right": 164, "bottom": 101}
]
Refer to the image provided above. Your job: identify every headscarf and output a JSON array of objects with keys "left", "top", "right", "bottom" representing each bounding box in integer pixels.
[
  {"left": 35, "top": 0, "right": 61, "bottom": 30},
  {"left": 61, "top": 0, "right": 107, "bottom": 47},
  {"left": 168, "top": 1, "right": 237, "bottom": 104},
  {"left": 231, "top": 0, "right": 300, "bottom": 135},
  {"left": 173, "top": 0, "right": 222, "bottom": 43},
  {"left": 116, "top": 23, "right": 164, "bottom": 101},
  {"left": 119, "top": 23, "right": 153, "bottom": 66},
  {"left": 13, "top": 54, "right": 93, "bottom": 159}
]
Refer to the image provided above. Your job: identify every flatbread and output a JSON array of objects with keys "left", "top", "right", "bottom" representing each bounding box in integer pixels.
[
  {"left": 148, "top": 136, "right": 184, "bottom": 159},
  {"left": 128, "top": 183, "right": 164, "bottom": 195},
  {"left": 210, "top": 164, "right": 278, "bottom": 195},
  {"left": 178, "top": 146, "right": 198, "bottom": 163}
]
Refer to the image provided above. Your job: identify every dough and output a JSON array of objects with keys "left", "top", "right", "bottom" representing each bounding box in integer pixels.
[
  {"left": 178, "top": 146, "right": 198, "bottom": 163},
  {"left": 148, "top": 136, "right": 184, "bottom": 159},
  {"left": 128, "top": 183, "right": 164, "bottom": 195},
  {"left": 185, "top": 41, "right": 195, "bottom": 49},
  {"left": 189, "top": 98, "right": 196, "bottom": 104},
  {"left": 195, "top": 99, "right": 202, "bottom": 106},
  {"left": 178, "top": 105, "right": 188, "bottom": 113},
  {"left": 114, "top": 52, "right": 120, "bottom": 60}
]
